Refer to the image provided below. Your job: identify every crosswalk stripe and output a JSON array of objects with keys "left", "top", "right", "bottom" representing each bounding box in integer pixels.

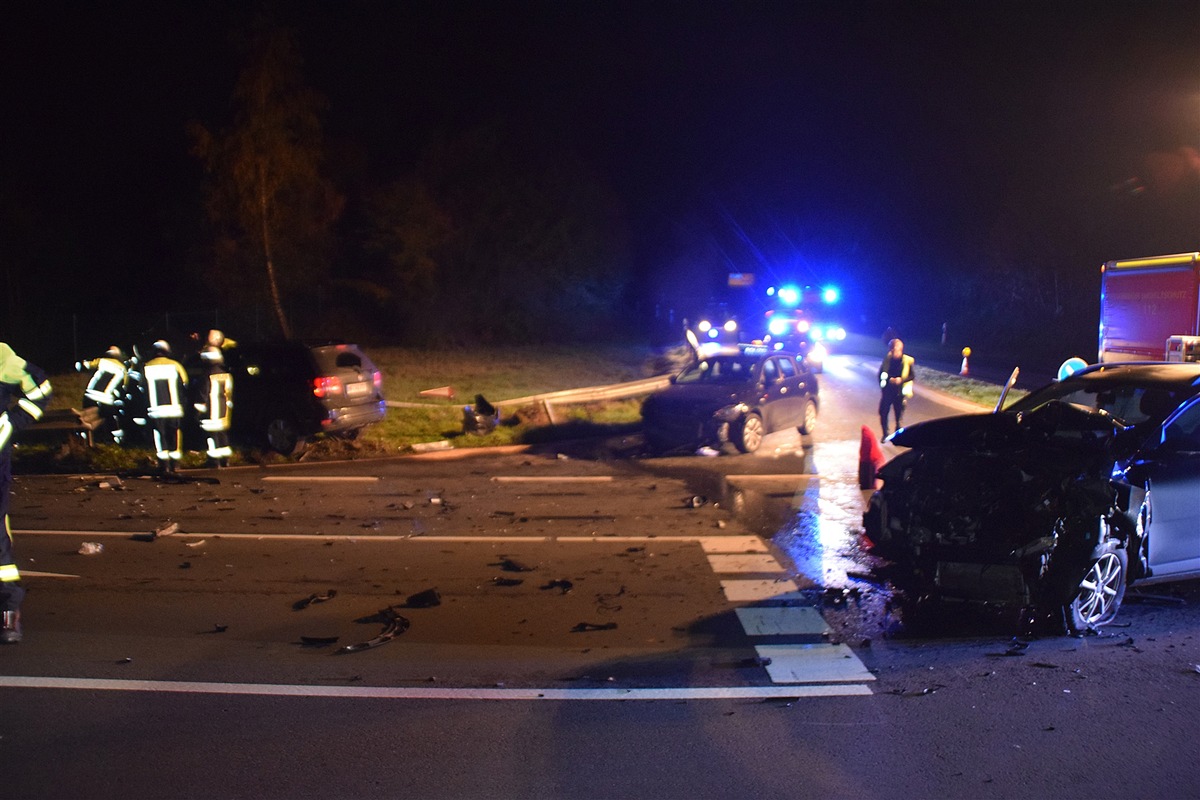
[
  {"left": 720, "top": 579, "right": 803, "bottom": 602},
  {"left": 707, "top": 553, "right": 785, "bottom": 573},
  {"left": 755, "top": 644, "right": 877, "bottom": 684},
  {"left": 736, "top": 606, "right": 829, "bottom": 637}
]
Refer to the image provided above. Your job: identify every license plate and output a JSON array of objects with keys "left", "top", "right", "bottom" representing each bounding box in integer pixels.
[{"left": 346, "top": 382, "right": 370, "bottom": 397}]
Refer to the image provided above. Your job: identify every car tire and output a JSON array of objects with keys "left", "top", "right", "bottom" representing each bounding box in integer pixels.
[
  {"left": 734, "top": 413, "right": 764, "bottom": 454},
  {"left": 1065, "top": 540, "right": 1127, "bottom": 633},
  {"left": 266, "top": 417, "right": 307, "bottom": 457},
  {"left": 798, "top": 399, "right": 818, "bottom": 436}
]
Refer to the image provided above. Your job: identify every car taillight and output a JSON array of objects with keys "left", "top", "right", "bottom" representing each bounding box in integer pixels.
[
  {"left": 372, "top": 370, "right": 382, "bottom": 391},
  {"left": 313, "top": 376, "right": 343, "bottom": 398}
]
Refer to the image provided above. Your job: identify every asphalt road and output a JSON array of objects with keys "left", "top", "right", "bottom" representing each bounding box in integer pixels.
[{"left": 2, "top": 353, "right": 1199, "bottom": 799}]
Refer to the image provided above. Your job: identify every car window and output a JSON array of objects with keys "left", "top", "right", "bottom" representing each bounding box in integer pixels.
[
  {"left": 776, "top": 358, "right": 796, "bottom": 379},
  {"left": 762, "top": 359, "right": 778, "bottom": 383},
  {"left": 676, "top": 355, "right": 755, "bottom": 384},
  {"left": 1162, "top": 398, "right": 1200, "bottom": 449}
]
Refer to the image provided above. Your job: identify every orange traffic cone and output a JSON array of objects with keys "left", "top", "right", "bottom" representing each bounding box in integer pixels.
[{"left": 859, "top": 425, "right": 886, "bottom": 490}]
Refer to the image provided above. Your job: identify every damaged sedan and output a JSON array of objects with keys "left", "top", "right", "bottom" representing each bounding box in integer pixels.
[{"left": 863, "top": 362, "right": 1200, "bottom": 633}]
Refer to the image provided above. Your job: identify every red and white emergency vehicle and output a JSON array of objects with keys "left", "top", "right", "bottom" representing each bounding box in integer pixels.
[{"left": 1099, "top": 252, "right": 1200, "bottom": 362}]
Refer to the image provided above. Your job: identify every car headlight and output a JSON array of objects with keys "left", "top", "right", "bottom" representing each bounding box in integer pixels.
[
  {"left": 808, "top": 343, "right": 828, "bottom": 363},
  {"left": 723, "top": 319, "right": 738, "bottom": 333},
  {"left": 768, "top": 318, "right": 789, "bottom": 336},
  {"left": 714, "top": 403, "right": 747, "bottom": 422},
  {"left": 697, "top": 320, "right": 712, "bottom": 333}
]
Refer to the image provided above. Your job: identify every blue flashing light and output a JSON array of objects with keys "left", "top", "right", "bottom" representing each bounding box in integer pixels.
[
  {"left": 777, "top": 285, "right": 801, "bottom": 307},
  {"left": 821, "top": 286, "right": 840, "bottom": 305}
]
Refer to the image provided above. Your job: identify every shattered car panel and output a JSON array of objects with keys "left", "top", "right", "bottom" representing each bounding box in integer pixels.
[{"left": 864, "top": 362, "right": 1200, "bottom": 633}]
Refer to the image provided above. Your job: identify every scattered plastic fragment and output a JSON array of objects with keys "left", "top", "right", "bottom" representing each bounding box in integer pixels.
[
  {"left": 156, "top": 522, "right": 180, "bottom": 537},
  {"left": 338, "top": 607, "right": 410, "bottom": 653},
  {"left": 496, "top": 558, "right": 535, "bottom": 573},
  {"left": 491, "top": 577, "right": 524, "bottom": 587},
  {"left": 293, "top": 590, "right": 338, "bottom": 610},
  {"left": 403, "top": 588, "right": 442, "bottom": 608},
  {"left": 78, "top": 542, "right": 104, "bottom": 555},
  {"left": 741, "top": 656, "right": 772, "bottom": 668},
  {"left": 540, "top": 579, "right": 574, "bottom": 594},
  {"left": 179, "top": 561, "right": 192, "bottom": 569},
  {"left": 686, "top": 495, "right": 707, "bottom": 508},
  {"left": 571, "top": 622, "right": 618, "bottom": 632},
  {"left": 300, "top": 635, "right": 340, "bottom": 647},
  {"left": 212, "top": 624, "right": 228, "bottom": 633},
  {"left": 184, "top": 539, "right": 206, "bottom": 548}
]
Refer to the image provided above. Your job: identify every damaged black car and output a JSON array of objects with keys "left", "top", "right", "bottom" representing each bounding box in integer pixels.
[{"left": 863, "top": 362, "right": 1200, "bottom": 633}]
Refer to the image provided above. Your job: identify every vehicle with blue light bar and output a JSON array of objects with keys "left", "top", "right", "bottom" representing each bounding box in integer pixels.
[
  {"left": 640, "top": 343, "right": 819, "bottom": 455},
  {"left": 760, "top": 283, "right": 846, "bottom": 372}
]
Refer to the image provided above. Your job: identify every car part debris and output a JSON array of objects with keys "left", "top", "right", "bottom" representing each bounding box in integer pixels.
[
  {"left": 495, "top": 558, "right": 535, "bottom": 573},
  {"left": 540, "top": 579, "right": 573, "bottom": 594},
  {"left": 77, "top": 542, "right": 104, "bottom": 555},
  {"left": 293, "top": 589, "right": 338, "bottom": 610},
  {"left": 571, "top": 621, "right": 618, "bottom": 632},
  {"left": 300, "top": 635, "right": 340, "bottom": 647},
  {"left": 403, "top": 588, "right": 442, "bottom": 608},
  {"left": 741, "top": 656, "right": 773, "bottom": 668},
  {"left": 212, "top": 624, "right": 228, "bottom": 633},
  {"left": 686, "top": 495, "right": 707, "bottom": 508},
  {"left": 491, "top": 577, "right": 524, "bottom": 587},
  {"left": 337, "top": 607, "right": 410, "bottom": 653},
  {"left": 462, "top": 394, "right": 499, "bottom": 435},
  {"left": 184, "top": 539, "right": 206, "bottom": 548}
]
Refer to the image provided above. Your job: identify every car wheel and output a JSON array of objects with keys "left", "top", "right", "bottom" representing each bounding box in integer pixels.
[
  {"left": 1065, "top": 540, "right": 1127, "bottom": 633},
  {"left": 798, "top": 399, "right": 818, "bottom": 436},
  {"left": 266, "top": 417, "right": 307, "bottom": 457},
  {"left": 734, "top": 413, "right": 764, "bottom": 454}
]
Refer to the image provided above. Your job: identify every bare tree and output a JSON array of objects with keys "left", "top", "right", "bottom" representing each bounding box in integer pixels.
[{"left": 190, "top": 22, "right": 339, "bottom": 339}]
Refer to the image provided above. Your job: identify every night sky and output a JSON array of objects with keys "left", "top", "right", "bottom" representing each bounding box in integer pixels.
[{"left": 5, "top": 1, "right": 1200, "bottom": 351}]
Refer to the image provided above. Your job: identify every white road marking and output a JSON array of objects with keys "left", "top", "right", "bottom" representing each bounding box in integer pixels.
[
  {"left": 491, "top": 476, "right": 614, "bottom": 482},
  {"left": 0, "top": 675, "right": 872, "bottom": 700},
  {"left": 736, "top": 607, "right": 830, "bottom": 637},
  {"left": 260, "top": 475, "right": 380, "bottom": 482},
  {"left": 720, "top": 579, "right": 803, "bottom": 602},
  {"left": 696, "top": 536, "right": 768, "bottom": 553},
  {"left": 755, "top": 644, "right": 877, "bottom": 684},
  {"left": 20, "top": 570, "right": 80, "bottom": 579},
  {"left": 707, "top": 554, "right": 786, "bottom": 573}
]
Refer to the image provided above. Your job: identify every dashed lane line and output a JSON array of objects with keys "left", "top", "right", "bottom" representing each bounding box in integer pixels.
[{"left": 706, "top": 549, "right": 875, "bottom": 690}]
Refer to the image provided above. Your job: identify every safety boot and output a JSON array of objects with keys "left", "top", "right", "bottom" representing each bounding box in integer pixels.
[{"left": 1, "top": 610, "right": 21, "bottom": 644}]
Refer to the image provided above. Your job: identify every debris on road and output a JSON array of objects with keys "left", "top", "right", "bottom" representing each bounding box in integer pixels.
[
  {"left": 571, "top": 621, "right": 618, "bottom": 632},
  {"left": 491, "top": 577, "right": 524, "bottom": 587},
  {"left": 462, "top": 394, "right": 499, "bottom": 434},
  {"left": 300, "top": 635, "right": 340, "bottom": 647},
  {"left": 495, "top": 558, "right": 535, "bottom": 573},
  {"left": 540, "top": 579, "right": 573, "bottom": 594},
  {"left": 293, "top": 589, "right": 338, "bottom": 610},
  {"left": 77, "top": 542, "right": 104, "bottom": 556},
  {"left": 338, "top": 607, "right": 410, "bottom": 653},
  {"left": 686, "top": 495, "right": 707, "bottom": 508},
  {"left": 403, "top": 588, "right": 442, "bottom": 608}
]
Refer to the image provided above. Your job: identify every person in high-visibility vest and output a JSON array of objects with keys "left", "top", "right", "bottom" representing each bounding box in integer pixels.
[
  {"left": 76, "top": 345, "right": 127, "bottom": 444},
  {"left": 193, "top": 345, "right": 233, "bottom": 467},
  {"left": 0, "top": 343, "right": 52, "bottom": 644},
  {"left": 143, "top": 340, "right": 189, "bottom": 475},
  {"left": 878, "top": 337, "right": 916, "bottom": 442}
]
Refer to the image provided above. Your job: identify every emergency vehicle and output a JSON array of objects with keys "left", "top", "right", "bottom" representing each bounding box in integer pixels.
[{"left": 1099, "top": 252, "right": 1200, "bottom": 362}]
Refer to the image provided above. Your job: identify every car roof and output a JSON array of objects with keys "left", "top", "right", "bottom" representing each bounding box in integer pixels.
[{"left": 1066, "top": 362, "right": 1200, "bottom": 387}]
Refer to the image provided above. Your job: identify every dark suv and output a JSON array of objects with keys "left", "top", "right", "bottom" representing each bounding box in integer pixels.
[{"left": 224, "top": 341, "right": 386, "bottom": 454}]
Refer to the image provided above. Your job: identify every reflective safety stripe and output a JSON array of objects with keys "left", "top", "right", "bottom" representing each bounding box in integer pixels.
[
  {"left": 145, "top": 363, "right": 184, "bottom": 417},
  {"left": 18, "top": 397, "right": 44, "bottom": 420},
  {"left": 0, "top": 414, "right": 10, "bottom": 449},
  {"left": 0, "top": 563, "right": 20, "bottom": 582}
]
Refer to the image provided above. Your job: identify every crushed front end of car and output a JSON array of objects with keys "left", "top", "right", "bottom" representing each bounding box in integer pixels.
[{"left": 863, "top": 401, "right": 1137, "bottom": 633}]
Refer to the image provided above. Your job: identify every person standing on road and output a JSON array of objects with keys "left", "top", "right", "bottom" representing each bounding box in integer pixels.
[
  {"left": 143, "top": 339, "right": 189, "bottom": 475},
  {"left": 878, "top": 337, "right": 915, "bottom": 442},
  {"left": 193, "top": 345, "right": 233, "bottom": 467},
  {"left": 0, "top": 343, "right": 52, "bottom": 644}
]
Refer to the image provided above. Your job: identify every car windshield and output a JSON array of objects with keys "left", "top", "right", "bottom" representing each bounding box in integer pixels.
[
  {"left": 1005, "top": 376, "right": 1191, "bottom": 427},
  {"left": 675, "top": 355, "right": 760, "bottom": 385}
]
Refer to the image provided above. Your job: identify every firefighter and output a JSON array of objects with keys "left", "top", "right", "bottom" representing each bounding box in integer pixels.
[
  {"left": 143, "top": 339, "right": 189, "bottom": 475},
  {"left": 878, "top": 337, "right": 915, "bottom": 442},
  {"left": 76, "top": 345, "right": 127, "bottom": 444},
  {"left": 0, "top": 343, "right": 52, "bottom": 644},
  {"left": 193, "top": 345, "right": 233, "bottom": 467}
]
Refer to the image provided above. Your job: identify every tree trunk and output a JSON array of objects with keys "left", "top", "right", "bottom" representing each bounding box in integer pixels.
[{"left": 258, "top": 165, "right": 292, "bottom": 339}]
